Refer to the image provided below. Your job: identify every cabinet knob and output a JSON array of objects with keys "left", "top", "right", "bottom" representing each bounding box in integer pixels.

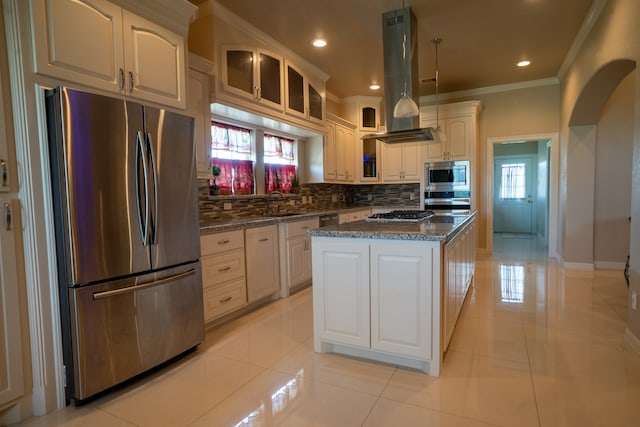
[
  {"left": 1, "top": 159, "right": 6, "bottom": 188},
  {"left": 119, "top": 68, "right": 125, "bottom": 91},
  {"left": 4, "top": 202, "right": 11, "bottom": 231}
]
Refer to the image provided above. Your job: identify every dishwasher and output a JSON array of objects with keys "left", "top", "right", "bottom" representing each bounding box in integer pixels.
[{"left": 318, "top": 213, "right": 339, "bottom": 227}]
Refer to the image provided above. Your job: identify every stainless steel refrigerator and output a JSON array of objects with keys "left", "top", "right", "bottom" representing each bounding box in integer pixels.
[{"left": 45, "top": 87, "right": 204, "bottom": 402}]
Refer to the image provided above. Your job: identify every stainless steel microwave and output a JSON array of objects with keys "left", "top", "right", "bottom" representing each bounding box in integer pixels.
[{"left": 425, "top": 160, "right": 470, "bottom": 191}]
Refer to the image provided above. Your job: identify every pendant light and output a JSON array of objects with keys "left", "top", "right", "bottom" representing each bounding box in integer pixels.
[
  {"left": 432, "top": 37, "right": 447, "bottom": 142},
  {"left": 392, "top": 9, "right": 419, "bottom": 118}
]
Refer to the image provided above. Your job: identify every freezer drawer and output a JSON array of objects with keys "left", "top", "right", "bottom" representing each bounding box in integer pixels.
[{"left": 68, "top": 262, "right": 204, "bottom": 401}]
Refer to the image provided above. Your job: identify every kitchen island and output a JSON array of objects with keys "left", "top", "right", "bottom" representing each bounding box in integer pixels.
[{"left": 308, "top": 211, "right": 477, "bottom": 376}]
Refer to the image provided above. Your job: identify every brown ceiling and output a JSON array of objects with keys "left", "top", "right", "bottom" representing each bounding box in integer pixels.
[{"left": 190, "top": 0, "right": 594, "bottom": 99}]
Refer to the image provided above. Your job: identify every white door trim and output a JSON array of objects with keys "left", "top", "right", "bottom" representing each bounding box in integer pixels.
[{"left": 486, "top": 133, "right": 560, "bottom": 259}]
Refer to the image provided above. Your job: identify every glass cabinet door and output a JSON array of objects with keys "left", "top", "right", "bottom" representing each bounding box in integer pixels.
[
  {"left": 258, "top": 51, "right": 282, "bottom": 106},
  {"left": 225, "top": 49, "right": 254, "bottom": 96},
  {"left": 308, "top": 83, "right": 323, "bottom": 121},
  {"left": 361, "top": 137, "right": 379, "bottom": 180},
  {"left": 287, "top": 65, "right": 305, "bottom": 114}
]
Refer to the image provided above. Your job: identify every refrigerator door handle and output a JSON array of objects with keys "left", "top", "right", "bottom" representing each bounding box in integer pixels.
[
  {"left": 146, "top": 132, "right": 159, "bottom": 244},
  {"left": 135, "top": 131, "right": 150, "bottom": 246},
  {"left": 92, "top": 268, "right": 196, "bottom": 300}
]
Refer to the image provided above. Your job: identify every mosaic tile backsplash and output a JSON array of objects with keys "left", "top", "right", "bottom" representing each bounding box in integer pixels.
[{"left": 198, "top": 179, "right": 421, "bottom": 226}]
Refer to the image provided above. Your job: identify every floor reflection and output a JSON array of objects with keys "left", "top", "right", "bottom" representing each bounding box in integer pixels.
[{"left": 499, "top": 264, "right": 525, "bottom": 303}]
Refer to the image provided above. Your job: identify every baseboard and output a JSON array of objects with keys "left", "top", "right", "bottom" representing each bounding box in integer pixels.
[
  {"left": 624, "top": 328, "right": 640, "bottom": 358},
  {"left": 594, "top": 261, "right": 626, "bottom": 270},
  {"left": 563, "top": 261, "right": 595, "bottom": 270}
]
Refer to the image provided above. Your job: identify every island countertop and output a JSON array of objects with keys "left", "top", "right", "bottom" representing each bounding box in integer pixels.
[{"left": 308, "top": 211, "right": 477, "bottom": 242}]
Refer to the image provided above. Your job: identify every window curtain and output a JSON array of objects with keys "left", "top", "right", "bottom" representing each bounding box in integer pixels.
[
  {"left": 265, "top": 164, "right": 296, "bottom": 193},
  {"left": 211, "top": 158, "right": 255, "bottom": 195},
  {"left": 500, "top": 163, "right": 526, "bottom": 199},
  {"left": 212, "top": 121, "right": 251, "bottom": 154},
  {"left": 264, "top": 134, "right": 294, "bottom": 161}
]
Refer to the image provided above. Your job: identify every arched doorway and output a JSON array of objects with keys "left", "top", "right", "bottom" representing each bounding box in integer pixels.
[{"left": 563, "top": 59, "right": 636, "bottom": 268}]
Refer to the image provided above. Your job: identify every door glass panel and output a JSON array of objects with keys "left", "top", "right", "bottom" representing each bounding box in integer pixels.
[
  {"left": 259, "top": 53, "right": 281, "bottom": 105},
  {"left": 226, "top": 50, "right": 254, "bottom": 94},
  {"left": 308, "top": 83, "right": 323, "bottom": 119},
  {"left": 287, "top": 66, "right": 304, "bottom": 113},
  {"left": 499, "top": 163, "right": 526, "bottom": 199}
]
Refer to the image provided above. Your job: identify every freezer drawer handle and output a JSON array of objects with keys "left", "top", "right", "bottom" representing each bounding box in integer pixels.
[{"left": 92, "top": 268, "right": 196, "bottom": 300}]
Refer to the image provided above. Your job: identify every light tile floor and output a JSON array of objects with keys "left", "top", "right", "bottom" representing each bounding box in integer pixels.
[{"left": 15, "top": 233, "right": 640, "bottom": 426}]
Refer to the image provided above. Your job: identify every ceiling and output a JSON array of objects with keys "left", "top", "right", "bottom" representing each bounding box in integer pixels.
[{"left": 190, "top": 0, "right": 595, "bottom": 100}]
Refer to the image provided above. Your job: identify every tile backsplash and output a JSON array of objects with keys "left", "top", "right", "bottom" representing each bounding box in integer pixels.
[{"left": 198, "top": 179, "right": 420, "bottom": 226}]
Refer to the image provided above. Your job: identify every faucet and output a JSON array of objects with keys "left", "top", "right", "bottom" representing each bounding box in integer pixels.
[{"left": 266, "top": 191, "right": 285, "bottom": 215}]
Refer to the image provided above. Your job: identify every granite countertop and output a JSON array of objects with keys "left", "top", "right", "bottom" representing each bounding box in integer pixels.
[
  {"left": 307, "top": 211, "right": 477, "bottom": 242},
  {"left": 199, "top": 206, "right": 382, "bottom": 235}
]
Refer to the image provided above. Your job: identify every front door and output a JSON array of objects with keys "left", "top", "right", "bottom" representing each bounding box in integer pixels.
[{"left": 494, "top": 157, "right": 534, "bottom": 233}]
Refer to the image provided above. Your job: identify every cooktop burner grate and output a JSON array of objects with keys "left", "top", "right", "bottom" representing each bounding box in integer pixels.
[{"left": 366, "top": 210, "right": 434, "bottom": 222}]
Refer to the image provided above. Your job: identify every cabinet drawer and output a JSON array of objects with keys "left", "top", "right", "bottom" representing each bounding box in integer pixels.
[
  {"left": 201, "top": 230, "right": 244, "bottom": 256},
  {"left": 284, "top": 218, "right": 319, "bottom": 237},
  {"left": 202, "top": 249, "right": 245, "bottom": 288},
  {"left": 203, "top": 278, "right": 247, "bottom": 321}
]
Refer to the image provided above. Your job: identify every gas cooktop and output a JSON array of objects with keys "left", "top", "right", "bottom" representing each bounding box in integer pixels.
[{"left": 366, "top": 210, "right": 434, "bottom": 222}]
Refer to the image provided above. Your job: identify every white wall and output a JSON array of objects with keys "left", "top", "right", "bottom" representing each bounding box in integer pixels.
[
  {"left": 594, "top": 72, "right": 635, "bottom": 268},
  {"left": 559, "top": 0, "right": 640, "bottom": 337}
]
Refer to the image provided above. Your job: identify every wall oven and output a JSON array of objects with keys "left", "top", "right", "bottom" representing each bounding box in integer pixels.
[
  {"left": 425, "top": 160, "right": 470, "bottom": 192},
  {"left": 424, "top": 161, "right": 471, "bottom": 214}
]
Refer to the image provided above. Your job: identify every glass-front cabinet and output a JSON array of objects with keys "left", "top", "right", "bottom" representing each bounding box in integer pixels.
[
  {"left": 221, "top": 46, "right": 284, "bottom": 111},
  {"left": 361, "top": 137, "right": 379, "bottom": 182},
  {"left": 285, "top": 61, "right": 324, "bottom": 123}
]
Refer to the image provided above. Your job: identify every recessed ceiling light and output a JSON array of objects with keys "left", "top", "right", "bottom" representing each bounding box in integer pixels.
[
  {"left": 312, "top": 39, "right": 327, "bottom": 48},
  {"left": 517, "top": 60, "right": 531, "bottom": 67},
  {"left": 370, "top": 84, "right": 380, "bottom": 90}
]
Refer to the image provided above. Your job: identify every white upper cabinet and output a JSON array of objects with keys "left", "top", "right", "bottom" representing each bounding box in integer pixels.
[
  {"left": 381, "top": 142, "right": 424, "bottom": 183},
  {"left": 285, "top": 61, "right": 324, "bottom": 124},
  {"left": 325, "top": 114, "right": 356, "bottom": 183},
  {"left": 121, "top": 10, "right": 186, "bottom": 108},
  {"left": 221, "top": 46, "right": 284, "bottom": 112},
  {"left": 31, "top": 0, "right": 188, "bottom": 109},
  {"left": 420, "top": 101, "right": 481, "bottom": 162}
]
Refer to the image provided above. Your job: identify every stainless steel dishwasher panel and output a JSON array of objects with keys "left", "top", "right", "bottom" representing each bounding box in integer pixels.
[{"left": 68, "top": 262, "right": 203, "bottom": 401}]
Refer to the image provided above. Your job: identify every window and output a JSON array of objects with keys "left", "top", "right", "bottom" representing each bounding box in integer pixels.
[
  {"left": 499, "top": 163, "right": 526, "bottom": 200},
  {"left": 211, "top": 121, "right": 255, "bottom": 195},
  {"left": 264, "top": 134, "right": 297, "bottom": 193}
]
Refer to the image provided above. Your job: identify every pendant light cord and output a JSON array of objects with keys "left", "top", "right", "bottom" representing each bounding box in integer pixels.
[{"left": 432, "top": 37, "right": 442, "bottom": 130}]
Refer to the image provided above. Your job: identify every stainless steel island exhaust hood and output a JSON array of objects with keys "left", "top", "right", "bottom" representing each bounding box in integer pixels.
[{"left": 362, "top": 7, "right": 441, "bottom": 144}]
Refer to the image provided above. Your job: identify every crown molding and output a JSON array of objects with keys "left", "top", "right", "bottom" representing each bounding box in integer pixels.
[
  {"left": 557, "top": 0, "right": 608, "bottom": 80},
  {"left": 112, "top": 0, "right": 197, "bottom": 35},
  {"left": 419, "top": 77, "right": 559, "bottom": 104},
  {"left": 210, "top": 0, "right": 330, "bottom": 82}
]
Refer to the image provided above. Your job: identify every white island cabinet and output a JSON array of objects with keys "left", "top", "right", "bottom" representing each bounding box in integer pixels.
[{"left": 311, "top": 213, "right": 476, "bottom": 376}]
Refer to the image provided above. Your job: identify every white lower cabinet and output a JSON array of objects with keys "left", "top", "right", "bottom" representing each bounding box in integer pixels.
[
  {"left": 200, "top": 230, "right": 247, "bottom": 323},
  {"left": 313, "top": 240, "right": 370, "bottom": 348},
  {"left": 370, "top": 243, "right": 433, "bottom": 359},
  {"left": 313, "top": 237, "right": 440, "bottom": 373},
  {"left": 442, "top": 220, "right": 477, "bottom": 350},
  {"left": 245, "top": 225, "right": 280, "bottom": 303},
  {"left": 0, "top": 198, "right": 25, "bottom": 407},
  {"left": 279, "top": 217, "right": 319, "bottom": 296}
]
